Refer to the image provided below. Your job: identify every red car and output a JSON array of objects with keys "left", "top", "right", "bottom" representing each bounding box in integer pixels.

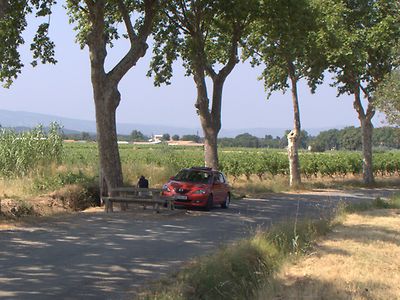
[{"left": 162, "top": 167, "right": 231, "bottom": 210}]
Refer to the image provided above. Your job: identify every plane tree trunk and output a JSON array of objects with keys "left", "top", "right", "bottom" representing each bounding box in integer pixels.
[
  {"left": 287, "top": 62, "right": 301, "bottom": 187},
  {"left": 93, "top": 82, "right": 124, "bottom": 191},
  {"left": 192, "top": 30, "right": 240, "bottom": 170},
  {"left": 84, "top": 0, "right": 155, "bottom": 194},
  {"left": 194, "top": 75, "right": 223, "bottom": 170},
  {"left": 354, "top": 83, "right": 375, "bottom": 185}
]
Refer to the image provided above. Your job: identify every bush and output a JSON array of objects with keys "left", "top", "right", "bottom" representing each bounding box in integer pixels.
[
  {"left": 10, "top": 201, "right": 35, "bottom": 217},
  {"left": 51, "top": 184, "right": 99, "bottom": 211}
]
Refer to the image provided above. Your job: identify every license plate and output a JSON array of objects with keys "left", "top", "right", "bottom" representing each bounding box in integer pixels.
[{"left": 175, "top": 195, "right": 187, "bottom": 200}]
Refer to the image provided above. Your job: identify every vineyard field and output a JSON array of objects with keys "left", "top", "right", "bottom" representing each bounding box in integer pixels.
[{"left": 62, "top": 143, "right": 400, "bottom": 181}]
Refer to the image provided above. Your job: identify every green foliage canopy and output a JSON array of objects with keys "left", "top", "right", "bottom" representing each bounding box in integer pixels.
[
  {"left": 0, "top": 0, "right": 56, "bottom": 88},
  {"left": 315, "top": 0, "right": 400, "bottom": 98},
  {"left": 148, "top": 0, "right": 258, "bottom": 86},
  {"left": 375, "top": 69, "right": 400, "bottom": 125},
  {"left": 245, "top": 0, "right": 326, "bottom": 97}
]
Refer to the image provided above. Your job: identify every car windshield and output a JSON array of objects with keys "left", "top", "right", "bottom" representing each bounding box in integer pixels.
[{"left": 174, "top": 170, "right": 212, "bottom": 184}]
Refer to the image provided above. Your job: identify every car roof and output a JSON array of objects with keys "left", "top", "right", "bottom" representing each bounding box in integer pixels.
[{"left": 189, "top": 167, "right": 213, "bottom": 171}]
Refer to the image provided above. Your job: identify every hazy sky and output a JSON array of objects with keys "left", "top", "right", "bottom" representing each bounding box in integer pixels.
[{"left": 0, "top": 3, "right": 386, "bottom": 131}]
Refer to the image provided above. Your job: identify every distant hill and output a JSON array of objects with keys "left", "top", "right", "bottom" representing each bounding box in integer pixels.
[
  {"left": 0, "top": 109, "right": 334, "bottom": 138},
  {"left": 0, "top": 109, "right": 199, "bottom": 136}
]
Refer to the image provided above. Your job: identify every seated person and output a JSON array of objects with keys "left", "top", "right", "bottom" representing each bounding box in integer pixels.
[{"left": 137, "top": 175, "right": 149, "bottom": 188}]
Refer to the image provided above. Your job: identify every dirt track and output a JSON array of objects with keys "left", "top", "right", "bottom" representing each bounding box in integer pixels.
[{"left": 0, "top": 188, "right": 398, "bottom": 299}]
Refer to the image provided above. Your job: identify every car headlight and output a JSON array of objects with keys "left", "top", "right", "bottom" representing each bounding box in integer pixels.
[
  {"left": 193, "top": 189, "right": 206, "bottom": 194},
  {"left": 162, "top": 184, "right": 171, "bottom": 192}
]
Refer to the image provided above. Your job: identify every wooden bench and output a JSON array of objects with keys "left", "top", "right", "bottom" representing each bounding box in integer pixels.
[{"left": 102, "top": 187, "right": 174, "bottom": 213}]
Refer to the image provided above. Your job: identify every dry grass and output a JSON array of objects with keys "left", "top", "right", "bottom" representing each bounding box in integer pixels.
[
  {"left": 0, "top": 178, "right": 34, "bottom": 199},
  {"left": 302, "top": 176, "right": 400, "bottom": 190},
  {"left": 122, "top": 164, "right": 176, "bottom": 188},
  {"left": 229, "top": 175, "right": 400, "bottom": 199},
  {"left": 261, "top": 209, "right": 400, "bottom": 300},
  {"left": 231, "top": 175, "right": 290, "bottom": 197}
]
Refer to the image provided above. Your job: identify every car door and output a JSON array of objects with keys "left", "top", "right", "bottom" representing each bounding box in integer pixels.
[
  {"left": 219, "top": 173, "right": 229, "bottom": 197},
  {"left": 212, "top": 172, "right": 224, "bottom": 203}
]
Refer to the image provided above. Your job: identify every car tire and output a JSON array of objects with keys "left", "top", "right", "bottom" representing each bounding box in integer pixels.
[
  {"left": 205, "top": 195, "right": 213, "bottom": 211},
  {"left": 221, "top": 193, "right": 230, "bottom": 209}
]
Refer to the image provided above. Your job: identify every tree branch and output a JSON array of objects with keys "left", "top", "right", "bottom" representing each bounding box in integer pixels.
[
  {"left": 360, "top": 84, "right": 371, "bottom": 101},
  {"left": 108, "top": 0, "right": 156, "bottom": 83},
  {"left": 218, "top": 22, "right": 240, "bottom": 80},
  {"left": 83, "top": 0, "right": 97, "bottom": 21},
  {"left": 353, "top": 82, "right": 366, "bottom": 120},
  {"left": 69, "top": 0, "right": 89, "bottom": 14},
  {"left": 117, "top": 0, "right": 137, "bottom": 44},
  {"left": 164, "top": 10, "right": 190, "bottom": 35},
  {"left": 180, "top": 0, "right": 192, "bottom": 29},
  {"left": 359, "top": 84, "right": 375, "bottom": 120},
  {"left": 169, "top": 1, "right": 193, "bottom": 34},
  {"left": 137, "top": 0, "right": 156, "bottom": 44}
]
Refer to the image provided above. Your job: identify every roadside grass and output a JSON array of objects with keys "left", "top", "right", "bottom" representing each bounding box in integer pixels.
[
  {"left": 0, "top": 165, "right": 100, "bottom": 218},
  {"left": 137, "top": 219, "right": 332, "bottom": 300},
  {"left": 137, "top": 194, "right": 400, "bottom": 300},
  {"left": 303, "top": 176, "right": 400, "bottom": 190},
  {"left": 339, "top": 194, "right": 400, "bottom": 214},
  {"left": 230, "top": 175, "right": 400, "bottom": 199},
  {"left": 231, "top": 175, "right": 290, "bottom": 197},
  {"left": 261, "top": 195, "right": 400, "bottom": 299}
]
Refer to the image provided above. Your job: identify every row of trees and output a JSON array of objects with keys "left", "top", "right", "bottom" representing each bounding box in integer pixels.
[
  {"left": 1, "top": 0, "right": 400, "bottom": 194},
  {"left": 127, "top": 131, "right": 201, "bottom": 142},
  {"left": 56, "top": 125, "right": 400, "bottom": 150},
  {"left": 218, "top": 127, "right": 400, "bottom": 150},
  {"left": 62, "top": 129, "right": 203, "bottom": 143}
]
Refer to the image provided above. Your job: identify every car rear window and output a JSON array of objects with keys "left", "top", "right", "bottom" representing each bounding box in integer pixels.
[{"left": 174, "top": 170, "right": 212, "bottom": 183}]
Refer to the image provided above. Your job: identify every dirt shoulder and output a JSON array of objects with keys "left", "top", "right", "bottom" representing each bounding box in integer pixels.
[{"left": 266, "top": 209, "right": 400, "bottom": 300}]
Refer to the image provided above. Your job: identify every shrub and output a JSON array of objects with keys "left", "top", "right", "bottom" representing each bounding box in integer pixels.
[{"left": 51, "top": 184, "right": 99, "bottom": 211}]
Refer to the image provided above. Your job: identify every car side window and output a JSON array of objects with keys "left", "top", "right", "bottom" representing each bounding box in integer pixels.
[
  {"left": 219, "top": 173, "right": 225, "bottom": 183},
  {"left": 216, "top": 173, "right": 225, "bottom": 184},
  {"left": 219, "top": 173, "right": 226, "bottom": 183},
  {"left": 213, "top": 173, "right": 220, "bottom": 183}
]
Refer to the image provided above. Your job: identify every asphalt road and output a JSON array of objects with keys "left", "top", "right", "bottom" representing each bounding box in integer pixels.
[{"left": 0, "top": 188, "right": 398, "bottom": 299}]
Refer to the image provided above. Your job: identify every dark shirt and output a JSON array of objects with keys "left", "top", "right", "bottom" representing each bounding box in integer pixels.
[{"left": 137, "top": 177, "right": 149, "bottom": 188}]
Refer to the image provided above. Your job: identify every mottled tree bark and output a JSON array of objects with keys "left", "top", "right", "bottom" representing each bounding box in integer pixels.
[
  {"left": 93, "top": 84, "right": 124, "bottom": 192},
  {"left": 193, "top": 69, "right": 222, "bottom": 170},
  {"left": 287, "top": 62, "right": 301, "bottom": 187},
  {"left": 361, "top": 118, "right": 374, "bottom": 184},
  {"left": 192, "top": 29, "right": 239, "bottom": 170},
  {"left": 84, "top": 0, "right": 155, "bottom": 195},
  {"left": 354, "top": 84, "right": 375, "bottom": 185}
]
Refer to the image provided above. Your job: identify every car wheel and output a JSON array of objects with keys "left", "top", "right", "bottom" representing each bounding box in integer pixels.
[
  {"left": 205, "top": 195, "right": 213, "bottom": 211},
  {"left": 221, "top": 193, "right": 230, "bottom": 209}
]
